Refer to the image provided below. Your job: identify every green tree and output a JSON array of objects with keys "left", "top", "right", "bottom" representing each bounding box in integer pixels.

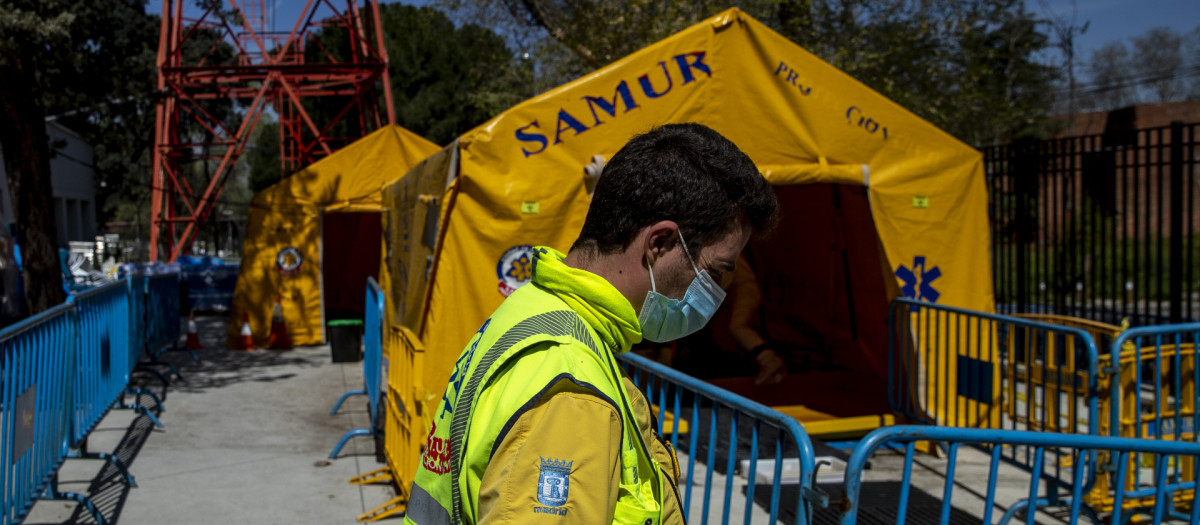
[
  {"left": 952, "top": 1, "right": 1060, "bottom": 144},
  {"left": 296, "top": 4, "right": 532, "bottom": 149},
  {"left": 2, "top": 0, "right": 242, "bottom": 304},
  {"left": 382, "top": 4, "right": 533, "bottom": 145},
  {"left": 1, "top": 1, "right": 77, "bottom": 313},
  {"left": 244, "top": 119, "right": 282, "bottom": 194},
  {"left": 46, "top": 2, "right": 160, "bottom": 238}
]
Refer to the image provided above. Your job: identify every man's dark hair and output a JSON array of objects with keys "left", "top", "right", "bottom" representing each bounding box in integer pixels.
[{"left": 572, "top": 123, "right": 778, "bottom": 255}]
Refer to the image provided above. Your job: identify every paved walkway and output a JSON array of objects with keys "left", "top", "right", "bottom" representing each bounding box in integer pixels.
[{"left": 26, "top": 315, "right": 395, "bottom": 524}]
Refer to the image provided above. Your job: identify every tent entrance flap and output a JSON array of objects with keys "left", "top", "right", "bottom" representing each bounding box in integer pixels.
[
  {"left": 668, "top": 183, "right": 897, "bottom": 434},
  {"left": 322, "top": 211, "right": 383, "bottom": 320}
]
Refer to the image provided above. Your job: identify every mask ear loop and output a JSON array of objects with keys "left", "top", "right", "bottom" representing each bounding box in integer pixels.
[
  {"left": 676, "top": 230, "right": 701, "bottom": 274},
  {"left": 645, "top": 257, "right": 658, "bottom": 292}
]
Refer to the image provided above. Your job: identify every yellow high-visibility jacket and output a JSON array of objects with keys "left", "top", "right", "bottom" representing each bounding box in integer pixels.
[{"left": 405, "top": 247, "right": 684, "bottom": 525}]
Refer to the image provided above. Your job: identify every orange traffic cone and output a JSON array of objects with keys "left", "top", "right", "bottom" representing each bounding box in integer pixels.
[
  {"left": 238, "top": 312, "right": 254, "bottom": 350},
  {"left": 186, "top": 311, "right": 202, "bottom": 350},
  {"left": 268, "top": 296, "right": 292, "bottom": 350}
]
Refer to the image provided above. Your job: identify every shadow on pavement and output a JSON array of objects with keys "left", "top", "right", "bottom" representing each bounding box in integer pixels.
[
  {"left": 26, "top": 314, "right": 334, "bottom": 524},
  {"left": 804, "top": 481, "right": 984, "bottom": 525},
  {"left": 136, "top": 315, "right": 328, "bottom": 395},
  {"left": 25, "top": 414, "right": 158, "bottom": 525}
]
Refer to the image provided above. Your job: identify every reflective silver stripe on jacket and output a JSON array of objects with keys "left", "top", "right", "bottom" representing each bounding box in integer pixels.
[
  {"left": 407, "top": 481, "right": 451, "bottom": 525},
  {"left": 448, "top": 310, "right": 599, "bottom": 525}
]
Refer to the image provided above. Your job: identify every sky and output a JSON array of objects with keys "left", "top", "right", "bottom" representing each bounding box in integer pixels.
[
  {"left": 1037, "top": 0, "right": 1199, "bottom": 64},
  {"left": 148, "top": 0, "right": 1198, "bottom": 67}
]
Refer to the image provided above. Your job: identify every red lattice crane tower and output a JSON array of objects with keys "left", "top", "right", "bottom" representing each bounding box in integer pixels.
[{"left": 152, "top": 0, "right": 395, "bottom": 261}]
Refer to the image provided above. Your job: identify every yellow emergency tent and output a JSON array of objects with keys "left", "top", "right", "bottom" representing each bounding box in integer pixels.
[
  {"left": 374, "top": 8, "right": 994, "bottom": 498},
  {"left": 227, "top": 124, "right": 440, "bottom": 348}
]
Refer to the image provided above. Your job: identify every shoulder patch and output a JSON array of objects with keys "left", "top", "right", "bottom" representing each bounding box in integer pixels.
[{"left": 536, "top": 457, "right": 572, "bottom": 508}]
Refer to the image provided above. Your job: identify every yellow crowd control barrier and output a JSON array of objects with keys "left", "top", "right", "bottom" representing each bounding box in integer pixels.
[
  {"left": 896, "top": 303, "right": 1200, "bottom": 516},
  {"left": 1088, "top": 336, "right": 1199, "bottom": 514},
  {"left": 352, "top": 324, "right": 425, "bottom": 522},
  {"left": 1011, "top": 315, "right": 1200, "bottom": 514}
]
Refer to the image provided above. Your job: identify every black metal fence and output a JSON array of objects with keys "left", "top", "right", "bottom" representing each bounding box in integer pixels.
[{"left": 985, "top": 121, "right": 1200, "bottom": 326}]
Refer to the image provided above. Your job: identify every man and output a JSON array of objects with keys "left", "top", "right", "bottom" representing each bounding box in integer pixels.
[{"left": 405, "top": 123, "right": 778, "bottom": 525}]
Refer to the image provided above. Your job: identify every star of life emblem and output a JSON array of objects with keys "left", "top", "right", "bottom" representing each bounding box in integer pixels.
[{"left": 537, "top": 457, "right": 572, "bottom": 507}]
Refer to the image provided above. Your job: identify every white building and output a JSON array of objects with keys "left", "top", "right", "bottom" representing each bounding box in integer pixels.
[{"left": 0, "top": 120, "right": 98, "bottom": 247}]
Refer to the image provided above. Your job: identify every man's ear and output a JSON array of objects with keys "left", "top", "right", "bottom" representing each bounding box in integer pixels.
[{"left": 641, "top": 220, "right": 680, "bottom": 266}]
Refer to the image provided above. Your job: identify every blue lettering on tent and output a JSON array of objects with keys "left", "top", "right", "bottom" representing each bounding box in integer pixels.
[
  {"left": 773, "top": 61, "right": 813, "bottom": 95},
  {"left": 638, "top": 62, "right": 674, "bottom": 98},
  {"left": 515, "top": 51, "right": 712, "bottom": 158},
  {"left": 675, "top": 52, "right": 712, "bottom": 84},
  {"left": 516, "top": 121, "right": 549, "bottom": 158},
  {"left": 846, "top": 106, "right": 889, "bottom": 140},
  {"left": 584, "top": 80, "right": 639, "bottom": 126},
  {"left": 554, "top": 109, "right": 590, "bottom": 144}
]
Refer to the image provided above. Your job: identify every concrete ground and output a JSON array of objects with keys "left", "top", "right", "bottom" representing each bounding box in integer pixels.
[
  {"left": 21, "top": 314, "right": 1116, "bottom": 524},
  {"left": 25, "top": 315, "right": 395, "bottom": 525}
]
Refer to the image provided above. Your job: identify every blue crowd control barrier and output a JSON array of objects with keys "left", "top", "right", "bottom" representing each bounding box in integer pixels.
[
  {"left": 126, "top": 275, "right": 167, "bottom": 397},
  {"left": 838, "top": 425, "right": 1200, "bottom": 525},
  {"left": 0, "top": 303, "right": 81, "bottom": 525},
  {"left": 329, "top": 278, "right": 386, "bottom": 459},
  {"left": 127, "top": 273, "right": 185, "bottom": 383},
  {"left": 617, "top": 351, "right": 826, "bottom": 525},
  {"left": 72, "top": 281, "right": 138, "bottom": 443},
  {"left": 0, "top": 273, "right": 181, "bottom": 524},
  {"left": 888, "top": 298, "right": 1102, "bottom": 436},
  {"left": 1100, "top": 323, "right": 1200, "bottom": 514},
  {"left": 69, "top": 281, "right": 159, "bottom": 492},
  {"left": 129, "top": 276, "right": 146, "bottom": 368},
  {"left": 888, "top": 298, "right": 1108, "bottom": 515},
  {"left": 144, "top": 273, "right": 188, "bottom": 363}
]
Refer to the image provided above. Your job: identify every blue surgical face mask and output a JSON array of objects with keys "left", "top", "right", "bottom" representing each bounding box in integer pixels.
[{"left": 637, "top": 231, "right": 727, "bottom": 342}]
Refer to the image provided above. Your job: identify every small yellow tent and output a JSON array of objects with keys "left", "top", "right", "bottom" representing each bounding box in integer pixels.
[
  {"left": 227, "top": 125, "right": 440, "bottom": 348},
  {"left": 376, "top": 8, "right": 995, "bottom": 492}
]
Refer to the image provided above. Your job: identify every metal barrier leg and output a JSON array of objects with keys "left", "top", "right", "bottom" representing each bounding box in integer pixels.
[
  {"left": 128, "top": 387, "right": 164, "bottom": 414},
  {"left": 351, "top": 468, "right": 408, "bottom": 522},
  {"left": 69, "top": 448, "right": 138, "bottom": 488},
  {"left": 329, "top": 428, "right": 371, "bottom": 459},
  {"left": 999, "top": 497, "right": 1072, "bottom": 525},
  {"left": 330, "top": 388, "right": 366, "bottom": 415},
  {"left": 150, "top": 357, "right": 184, "bottom": 380},
  {"left": 997, "top": 496, "right": 1026, "bottom": 525},
  {"left": 48, "top": 474, "right": 108, "bottom": 525},
  {"left": 123, "top": 401, "right": 165, "bottom": 428}
]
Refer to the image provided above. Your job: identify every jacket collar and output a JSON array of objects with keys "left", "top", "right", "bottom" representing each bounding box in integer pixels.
[{"left": 531, "top": 247, "right": 642, "bottom": 353}]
